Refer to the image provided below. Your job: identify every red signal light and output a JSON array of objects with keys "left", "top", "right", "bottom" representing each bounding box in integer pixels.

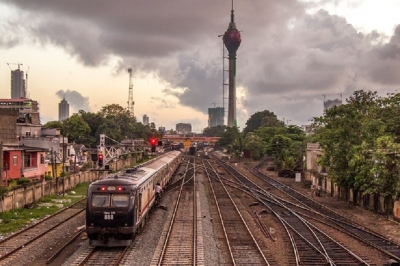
[
  {"left": 150, "top": 138, "right": 156, "bottom": 145},
  {"left": 98, "top": 154, "right": 104, "bottom": 167}
]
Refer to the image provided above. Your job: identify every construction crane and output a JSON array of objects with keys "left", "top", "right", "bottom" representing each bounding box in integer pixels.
[
  {"left": 127, "top": 67, "right": 135, "bottom": 118},
  {"left": 7, "top": 62, "right": 23, "bottom": 70}
]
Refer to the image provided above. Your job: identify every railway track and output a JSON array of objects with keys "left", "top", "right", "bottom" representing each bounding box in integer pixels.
[
  {"left": 216, "top": 158, "right": 379, "bottom": 265},
  {"left": 150, "top": 156, "right": 204, "bottom": 265},
  {"left": 204, "top": 159, "right": 271, "bottom": 265},
  {"left": 249, "top": 161, "right": 400, "bottom": 262},
  {"left": 69, "top": 246, "right": 128, "bottom": 266},
  {"left": 0, "top": 198, "right": 86, "bottom": 266}
]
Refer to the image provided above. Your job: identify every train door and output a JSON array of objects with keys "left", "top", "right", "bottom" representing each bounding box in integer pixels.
[{"left": 137, "top": 193, "right": 142, "bottom": 223}]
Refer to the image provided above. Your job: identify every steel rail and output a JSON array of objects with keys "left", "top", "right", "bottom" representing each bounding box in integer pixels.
[{"left": 205, "top": 160, "right": 270, "bottom": 265}]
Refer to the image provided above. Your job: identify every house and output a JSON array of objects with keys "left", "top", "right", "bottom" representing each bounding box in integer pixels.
[
  {"left": 0, "top": 102, "right": 53, "bottom": 185},
  {"left": 69, "top": 144, "right": 88, "bottom": 172},
  {"left": 1, "top": 144, "right": 48, "bottom": 186}
]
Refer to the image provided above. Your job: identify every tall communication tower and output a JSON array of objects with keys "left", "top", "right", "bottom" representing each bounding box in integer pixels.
[
  {"left": 127, "top": 67, "right": 135, "bottom": 117},
  {"left": 223, "top": 0, "right": 241, "bottom": 127}
]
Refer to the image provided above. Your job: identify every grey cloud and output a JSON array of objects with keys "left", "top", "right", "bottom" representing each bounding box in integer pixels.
[
  {"left": 56, "top": 89, "right": 91, "bottom": 113},
  {"left": 362, "top": 25, "right": 400, "bottom": 85},
  {"left": 2, "top": 0, "right": 400, "bottom": 128}
]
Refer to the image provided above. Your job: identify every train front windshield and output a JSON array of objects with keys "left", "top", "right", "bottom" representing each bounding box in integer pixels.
[{"left": 91, "top": 193, "right": 130, "bottom": 208}]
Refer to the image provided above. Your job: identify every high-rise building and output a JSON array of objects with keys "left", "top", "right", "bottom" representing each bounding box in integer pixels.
[
  {"left": 323, "top": 98, "right": 342, "bottom": 113},
  {"left": 208, "top": 107, "right": 224, "bottom": 128},
  {"left": 58, "top": 98, "right": 69, "bottom": 121},
  {"left": 11, "top": 68, "right": 26, "bottom": 99},
  {"left": 143, "top": 114, "right": 149, "bottom": 125}
]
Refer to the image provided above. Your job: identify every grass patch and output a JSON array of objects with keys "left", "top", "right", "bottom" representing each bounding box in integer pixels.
[{"left": 0, "top": 182, "right": 89, "bottom": 237}]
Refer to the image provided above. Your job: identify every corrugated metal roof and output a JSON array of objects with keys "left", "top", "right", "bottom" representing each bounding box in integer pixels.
[{"left": 2, "top": 145, "right": 48, "bottom": 152}]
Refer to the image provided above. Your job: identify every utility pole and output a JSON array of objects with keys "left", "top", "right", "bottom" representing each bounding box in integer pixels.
[
  {"left": 302, "top": 140, "right": 306, "bottom": 179},
  {"left": 74, "top": 151, "right": 77, "bottom": 173},
  {"left": 51, "top": 147, "right": 55, "bottom": 178},
  {"left": 275, "top": 140, "right": 279, "bottom": 175},
  {"left": 0, "top": 141, "right": 3, "bottom": 187},
  {"left": 62, "top": 135, "right": 65, "bottom": 197}
]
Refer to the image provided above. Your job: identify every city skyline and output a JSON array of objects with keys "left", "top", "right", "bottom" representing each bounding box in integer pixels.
[{"left": 1, "top": 1, "right": 400, "bottom": 132}]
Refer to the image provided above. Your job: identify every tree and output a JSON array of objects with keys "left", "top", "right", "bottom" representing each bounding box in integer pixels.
[
  {"left": 217, "top": 126, "right": 239, "bottom": 147},
  {"left": 62, "top": 114, "right": 91, "bottom": 144},
  {"left": 270, "top": 135, "right": 292, "bottom": 170},
  {"left": 99, "top": 104, "right": 130, "bottom": 118},
  {"left": 229, "top": 130, "right": 244, "bottom": 159},
  {"left": 244, "top": 133, "right": 264, "bottom": 160},
  {"left": 79, "top": 110, "right": 104, "bottom": 145},
  {"left": 43, "top": 120, "right": 62, "bottom": 129},
  {"left": 243, "top": 110, "right": 284, "bottom": 135},
  {"left": 217, "top": 126, "right": 243, "bottom": 159},
  {"left": 312, "top": 90, "right": 381, "bottom": 201},
  {"left": 96, "top": 104, "right": 139, "bottom": 142},
  {"left": 253, "top": 124, "right": 305, "bottom": 169},
  {"left": 369, "top": 136, "right": 400, "bottom": 216},
  {"left": 203, "top": 125, "right": 226, "bottom": 137}
]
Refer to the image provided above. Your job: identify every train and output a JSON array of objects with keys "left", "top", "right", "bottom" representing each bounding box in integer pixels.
[
  {"left": 85, "top": 150, "right": 182, "bottom": 247},
  {"left": 188, "top": 146, "right": 196, "bottom": 155}
]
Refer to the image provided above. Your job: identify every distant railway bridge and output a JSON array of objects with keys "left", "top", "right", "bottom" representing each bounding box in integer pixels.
[{"left": 162, "top": 135, "right": 220, "bottom": 145}]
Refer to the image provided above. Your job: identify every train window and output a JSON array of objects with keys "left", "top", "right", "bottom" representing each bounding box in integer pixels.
[
  {"left": 92, "top": 194, "right": 110, "bottom": 207},
  {"left": 112, "top": 194, "right": 129, "bottom": 207}
]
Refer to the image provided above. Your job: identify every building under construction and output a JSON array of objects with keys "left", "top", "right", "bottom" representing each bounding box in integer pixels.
[
  {"left": 9, "top": 64, "right": 27, "bottom": 99},
  {"left": 208, "top": 107, "right": 224, "bottom": 128}
]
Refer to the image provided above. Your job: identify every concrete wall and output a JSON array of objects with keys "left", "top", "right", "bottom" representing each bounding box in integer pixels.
[
  {"left": 0, "top": 170, "right": 101, "bottom": 211},
  {"left": 0, "top": 109, "right": 19, "bottom": 144},
  {"left": 304, "top": 168, "right": 400, "bottom": 219},
  {"left": 394, "top": 201, "right": 400, "bottom": 221},
  {"left": 0, "top": 153, "right": 142, "bottom": 212}
]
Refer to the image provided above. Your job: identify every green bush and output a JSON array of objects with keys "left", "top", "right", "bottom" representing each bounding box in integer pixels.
[
  {"left": 17, "top": 178, "right": 31, "bottom": 187},
  {"left": 60, "top": 171, "right": 70, "bottom": 177},
  {"left": 0, "top": 186, "right": 8, "bottom": 198},
  {"left": 80, "top": 162, "right": 92, "bottom": 170},
  {"left": 7, "top": 180, "right": 18, "bottom": 189}
]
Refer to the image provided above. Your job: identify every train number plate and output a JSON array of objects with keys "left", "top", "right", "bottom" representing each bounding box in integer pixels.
[{"left": 103, "top": 211, "right": 115, "bottom": 220}]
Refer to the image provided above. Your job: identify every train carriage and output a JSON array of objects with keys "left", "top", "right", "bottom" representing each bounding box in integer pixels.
[{"left": 86, "top": 150, "right": 181, "bottom": 247}]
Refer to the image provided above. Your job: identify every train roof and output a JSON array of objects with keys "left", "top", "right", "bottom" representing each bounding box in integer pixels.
[{"left": 90, "top": 150, "right": 181, "bottom": 188}]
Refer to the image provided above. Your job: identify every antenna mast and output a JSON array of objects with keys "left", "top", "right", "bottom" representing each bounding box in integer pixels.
[{"left": 127, "top": 67, "right": 134, "bottom": 118}]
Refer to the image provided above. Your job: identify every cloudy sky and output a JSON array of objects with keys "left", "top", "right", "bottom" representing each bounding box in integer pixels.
[{"left": 1, "top": 0, "right": 399, "bottom": 132}]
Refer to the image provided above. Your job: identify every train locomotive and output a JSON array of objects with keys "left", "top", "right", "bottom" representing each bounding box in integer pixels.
[
  {"left": 86, "top": 150, "right": 182, "bottom": 247},
  {"left": 188, "top": 146, "right": 196, "bottom": 155}
]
